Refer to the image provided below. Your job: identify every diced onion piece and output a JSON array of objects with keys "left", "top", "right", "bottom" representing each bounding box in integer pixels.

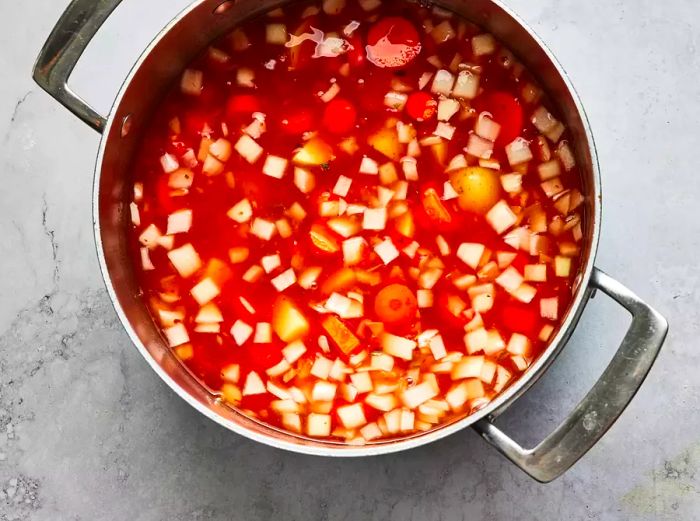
[
  {"left": 434, "top": 122, "right": 455, "bottom": 140},
  {"left": 202, "top": 155, "right": 224, "bottom": 176},
  {"left": 429, "top": 334, "right": 447, "bottom": 360},
  {"left": 531, "top": 106, "right": 558, "bottom": 134},
  {"left": 472, "top": 33, "right": 496, "bottom": 56},
  {"left": 486, "top": 200, "right": 517, "bottom": 234},
  {"left": 507, "top": 333, "right": 531, "bottom": 356},
  {"left": 195, "top": 302, "right": 223, "bottom": 324},
  {"left": 541, "top": 177, "right": 564, "bottom": 198},
  {"left": 464, "top": 327, "right": 488, "bottom": 354},
  {"left": 261, "top": 254, "right": 281, "bottom": 274},
  {"left": 416, "top": 289, "right": 434, "bottom": 308},
  {"left": 307, "top": 413, "right": 332, "bottom": 437},
  {"left": 266, "top": 23, "right": 288, "bottom": 44},
  {"left": 513, "top": 283, "right": 537, "bottom": 304},
  {"left": 370, "top": 352, "right": 395, "bottom": 372},
  {"left": 342, "top": 237, "right": 367, "bottom": 266},
  {"left": 374, "top": 238, "right": 399, "bottom": 264},
  {"left": 380, "top": 332, "right": 416, "bottom": 361},
  {"left": 310, "top": 355, "right": 333, "bottom": 379},
  {"left": 431, "top": 69, "right": 455, "bottom": 96},
  {"left": 452, "top": 69, "right": 480, "bottom": 99},
  {"left": 180, "top": 69, "right": 203, "bottom": 96},
  {"left": 312, "top": 380, "right": 338, "bottom": 402},
  {"left": 168, "top": 168, "right": 194, "bottom": 189},
  {"left": 234, "top": 135, "right": 263, "bottom": 164},
  {"left": 294, "top": 167, "right": 316, "bottom": 193},
  {"left": 366, "top": 393, "right": 398, "bottom": 412},
  {"left": 167, "top": 243, "right": 201, "bottom": 278},
  {"left": 465, "top": 133, "right": 494, "bottom": 159},
  {"left": 396, "top": 122, "right": 416, "bottom": 144},
  {"left": 209, "top": 138, "right": 232, "bottom": 162},
  {"left": 505, "top": 137, "right": 533, "bottom": 166},
  {"left": 253, "top": 322, "right": 273, "bottom": 343},
  {"left": 437, "top": 98, "right": 460, "bottom": 121},
  {"left": 164, "top": 323, "right": 189, "bottom": 347},
  {"left": 457, "top": 242, "right": 485, "bottom": 270},
  {"left": 501, "top": 173, "right": 523, "bottom": 194},
  {"left": 495, "top": 266, "right": 524, "bottom": 292},
  {"left": 160, "top": 153, "right": 179, "bottom": 173},
  {"left": 359, "top": 156, "right": 379, "bottom": 175},
  {"left": 384, "top": 91, "right": 408, "bottom": 111},
  {"left": 349, "top": 371, "right": 373, "bottom": 393},
  {"left": 250, "top": 218, "right": 277, "bottom": 240},
  {"left": 468, "top": 284, "right": 495, "bottom": 313},
  {"left": 333, "top": 175, "right": 353, "bottom": 197},
  {"left": 451, "top": 355, "right": 484, "bottom": 379},
  {"left": 191, "top": 277, "right": 220, "bottom": 305},
  {"left": 540, "top": 297, "right": 559, "bottom": 320},
  {"left": 431, "top": 19, "right": 455, "bottom": 43},
  {"left": 237, "top": 67, "right": 255, "bottom": 87},
  {"left": 281, "top": 340, "right": 306, "bottom": 364},
  {"left": 221, "top": 364, "right": 240, "bottom": 384},
  {"left": 338, "top": 403, "right": 367, "bottom": 428},
  {"left": 554, "top": 255, "right": 572, "bottom": 277},
  {"left": 362, "top": 207, "right": 387, "bottom": 230},
  {"left": 538, "top": 159, "right": 561, "bottom": 181},
  {"left": 524, "top": 264, "right": 547, "bottom": 282},
  {"left": 475, "top": 112, "right": 501, "bottom": 141},
  {"left": 231, "top": 319, "right": 254, "bottom": 345},
  {"left": 401, "top": 381, "right": 438, "bottom": 409},
  {"left": 556, "top": 141, "right": 576, "bottom": 171},
  {"left": 262, "top": 155, "right": 288, "bottom": 179},
  {"left": 227, "top": 198, "right": 253, "bottom": 223},
  {"left": 484, "top": 330, "right": 506, "bottom": 355},
  {"left": 166, "top": 209, "right": 192, "bottom": 235}
]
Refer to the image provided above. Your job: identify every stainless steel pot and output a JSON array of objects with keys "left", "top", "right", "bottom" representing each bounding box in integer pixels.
[{"left": 33, "top": 0, "right": 668, "bottom": 482}]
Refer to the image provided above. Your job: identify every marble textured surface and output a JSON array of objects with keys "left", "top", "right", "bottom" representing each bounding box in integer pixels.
[{"left": 0, "top": 0, "right": 698, "bottom": 519}]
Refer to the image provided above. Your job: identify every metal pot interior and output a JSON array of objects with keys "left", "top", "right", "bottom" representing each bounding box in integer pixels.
[{"left": 94, "top": 0, "right": 600, "bottom": 455}]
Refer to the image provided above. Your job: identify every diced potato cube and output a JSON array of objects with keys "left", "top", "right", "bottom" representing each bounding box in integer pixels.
[
  {"left": 349, "top": 371, "right": 373, "bottom": 394},
  {"left": 293, "top": 138, "right": 333, "bottom": 166},
  {"left": 262, "top": 155, "right": 288, "bottom": 179},
  {"left": 472, "top": 33, "right": 496, "bottom": 56},
  {"left": 242, "top": 371, "right": 266, "bottom": 395},
  {"left": 272, "top": 297, "right": 310, "bottom": 342},
  {"left": 401, "top": 381, "right": 439, "bottom": 409},
  {"left": 250, "top": 218, "right": 277, "bottom": 240},
  {"left": 190, "top": 277, "right": 220, "bottom": 305},
  {"left": 368, "top": 128, "right": 401, "bottom": 161},
  {"left": 337, "top": 403, "right": 367, "bottom": 429},
  {"left": 451, "top": 355, "right": 484, "bottom": 380},
  {"left": 307, "top": 413, "right": 332, "bottom": 437},
  {"left": 234, "top": 135, "right": 263, "bottom": 164},
  {"left": 227, "top": 198, "right": 253, "bottom": 223},
  {"left": 164, "top": 323, "right": 189, "bottom": 347},
  {"left": 457, "top": 242, "right": 485, "bottom": 270},
  {"left": 310, "top": 355, "right": 334, "bottom": 379},
  {"left": 294, "top": 167, "right": 316, "bottom": 193},
  {"left": 554, "top": 255, "right": 572, "bottom": 277},
  {"left": 507, "top": 333, "right": 532, "bottom": 356},
  {"left": 374, "top": 238, "right": 399, "bottom": 265},
  {"left": 266, "top": 23, "right": 288, "bottom": 44},
  {"left": 380, "top": 333, "right": 416, "bottom": 361},
  {"left": 167, "top": 243, "right": 202, "bottom": 278},
  {"left": 486, "top": 200, "right": 517, "bottom": 234},
  {"left": 312, "top": 381, "right": 338, "bottom": 402}
]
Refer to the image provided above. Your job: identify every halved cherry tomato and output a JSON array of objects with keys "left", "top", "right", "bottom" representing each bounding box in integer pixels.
[
  {"left": 366, "top": 17, "right": 421, "bottom": 69},
  {"left": 322, "top": 98, "right": 357, "bottom": 135},
  {"left": 406, "top": 92, "right": 437, "bottom": 121},
  {"left": 225, "top": 94, "right": 262, "bottom": 119},
  {"left": 478, "top": 91, "right": 523, "bottom": 146},
  {"left": 281, "top": 108, "right": 314, "bottom": 135},
  {"left": 374, "top": 284, "right": 418, "bottom": 327}
]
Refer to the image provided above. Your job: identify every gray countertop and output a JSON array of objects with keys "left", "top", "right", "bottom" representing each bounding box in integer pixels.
[{"left": 1, "top": 0, "right": 698, "bottom": 519}]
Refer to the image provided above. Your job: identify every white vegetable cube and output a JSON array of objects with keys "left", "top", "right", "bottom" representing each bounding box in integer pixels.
[
  {"left": 400, "top": 409, "right": 415, "bottom": 431},
  {"left": 294, "top": 167, "right": 316, "bottom": 193},
  {"left": 507, "top": 333, "right": 532, "bottom": 356},
  {"left": 383, "top": 409, "right": 402, "bottom": 434},
  {"left": 310, "top": 356, "right": 333, "bottom": 379},
  {"left": 333, "top": 175, "right": 353, "bottom": 197},
  {"left": 231, "top": 319, "right": 254, "bottom": 345},
  {"left": 139, "top": 224, "right": 161, "bottom": 249},
  {"left": 401, "top": 381, "right": 438, "bottom": 409},
  {"left": 524, "top": 264, "right": 547, "bottom": 282},
  {"left": 140, "top": 247, "right": 154, "bottom": 270},
  {"left": 243, "top": 371, "right": 266, "bottom": 395},
  {"left": 380, "top": 333, "right": 417, "bottom": 361},
  {"left": 341, "top": 237, "right": 366, "bottom": 266},
  {"left": 266, "top": 23, "right": 288, "bottom": 44},
  {"left": 196, "top": 302, "right": 223, "bottom": 323},
  {"left": 417, "top": 289, "right": 434, "bottom": 308},
  {"left": 164, "top": 323, "right": 189, "bottom": 347},
  {"left": 250, "top": 218, "right": 277, "bottom": 240},
  {"left": 437, "top": 98, "right": 460, "bottom": 121},
  {"left": 234, "top": 135, "right": 264, "bottom": 164},
  {"left": 254, "top": 322, "right": 273, "bottom": 343},
  {"left": 166, "top": 209, "right": 192, "bottom": 235},
  {"left": 513, "top": 283, "right": 537, "bottom": 303},
  {"left": 475, "top": 113, "right": 501, "bottom": 141},
  {"left": 472, "top": 33, "right": 496, "bottom": 56},
  {"left": 271, "top": 268, "right": 297, "bottom": 292},
  {"left": 337, "top": 403, "right": 367, "bottom": 429},
  {"left": 160, "top": 153, "right": 179, "bottom": 173},
  {"left": 495, "top": 266, "right": 524, "bottom": 292},
  {"left": 452, "top": 69, "right": 480, "bottom": 99},
  {"left": 180, "top": 69, "right": 203, "bottom": 96},
  {"left": 227, "top": 198, "right": 253, "bottom": 223},
  {"left": 262, "top": 155, "right": 288, "bottom": 179},
  {"left": 167, "top": 243, "right": 202, "bottom": 278},
  {"left": 451, "top": 355, "right": 484, "bottom": 380},
  {"left": 464, "top": 328, "right": 488, "bottom": 354},
  {"left": 191, "top": 277, "right": 220, "bottom": 305},
  {"left": 362, "top": 207, "right": 387, "bottom": 230},
  {"left": 307, "top": 413, "right": 332, "bottom": 437},
  {"left": 457, "top": 242, "right": 485, "bottom": 270},
  {"left": 429, "top": 334, "right": 447, "bottom": 360},
  {"left": 486, "top": 200, "right": 517, "bottom": 234},
  {"left": 282, "top": 340, "right": 307, "bottom": 363},
  {"left": 540, "top": 297, "right": 559, "bottom": 320},
  {"left": 209, "top": 138, "right": 232, "bottom": 162},
  {"left": 431, "top": 69, "right": 455, "bottom": 96},
  {"left": 505, "top": 137, "right": 533, "bottom": 166},
  {"left": 374, "top": 238, "right": 399, "bottom": 265},
  {"left": 384, "top": 91, "right": 408, "bottom": 110},
  {"left": 261, "top": 253, "right": 281, "bottom": 273},
  {"left": 359, "top": 156, "right": 379, "bottom": 175},
  {"left": 445, "top": 382, "right": 469, "bottom": 410},
  {"left": 349, "top": 371, "right": 373, "bottom": 394},
  {"left": 554, "top": 255, "right": 572, "bottom": 277},
  {"left": 360, "top": 422, "right": 382, "bottom": 440},
  {"left": 466, "top": 133, "right": 494, "bottom": 159},
  {"left": 312, "top": 381, "right": 338, "bottom": 402},
  {"left": 501, "top": 173, "right": 523, "bottom": 194},
  {"left": 401, "top": 157, "right": 418, "bottom": 180}
]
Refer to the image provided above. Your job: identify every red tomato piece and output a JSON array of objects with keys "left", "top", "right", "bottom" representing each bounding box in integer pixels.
[
  {"left": 225, "top": 94, "right": 262, "bottom": 118},
  {"left": 479, "top": 91, "right": 523, "bottom": 145},
  {"left": 405, "top": 92, "right": 437, "bottom": 121},
  {"left": 322, "top": 98, "right": 357, "bottom": 135},
  {"left": 366, "top": 17, "right": 421, "bottom": 69}
]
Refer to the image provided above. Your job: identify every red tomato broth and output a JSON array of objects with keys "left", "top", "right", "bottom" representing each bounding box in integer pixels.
[{"left": 128, "top": 0, "right": 586, "bottom": 442}]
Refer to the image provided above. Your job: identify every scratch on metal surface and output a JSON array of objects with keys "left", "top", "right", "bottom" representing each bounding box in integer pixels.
[{"left": 621, "top": 443, "right": 700, "bottom": 518}]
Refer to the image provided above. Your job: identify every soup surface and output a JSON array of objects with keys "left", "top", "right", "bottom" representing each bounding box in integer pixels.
[{"left": 129, "top": 0, "right": 585, "bottom": 442}]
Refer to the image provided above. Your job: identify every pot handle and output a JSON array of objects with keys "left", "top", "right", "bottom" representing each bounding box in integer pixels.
[
  {"left": 473, "top": 267, "right": 668, "bottom": 482},
  {"left": 32, "top": 0, "right": 123, "bottom": 133}
]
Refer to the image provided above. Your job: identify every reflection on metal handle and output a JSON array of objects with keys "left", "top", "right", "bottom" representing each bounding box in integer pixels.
[
  {"left": 473, "top": 267, "right": 668, "bottom": 483},
  {"left": 32, "top": 0, "right": 123, "bottom": 133}
]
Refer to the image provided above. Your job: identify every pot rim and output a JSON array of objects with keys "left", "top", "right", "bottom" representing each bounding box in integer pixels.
[{"left": 93, "top": 0, "right": 602, "bottom": 456}]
